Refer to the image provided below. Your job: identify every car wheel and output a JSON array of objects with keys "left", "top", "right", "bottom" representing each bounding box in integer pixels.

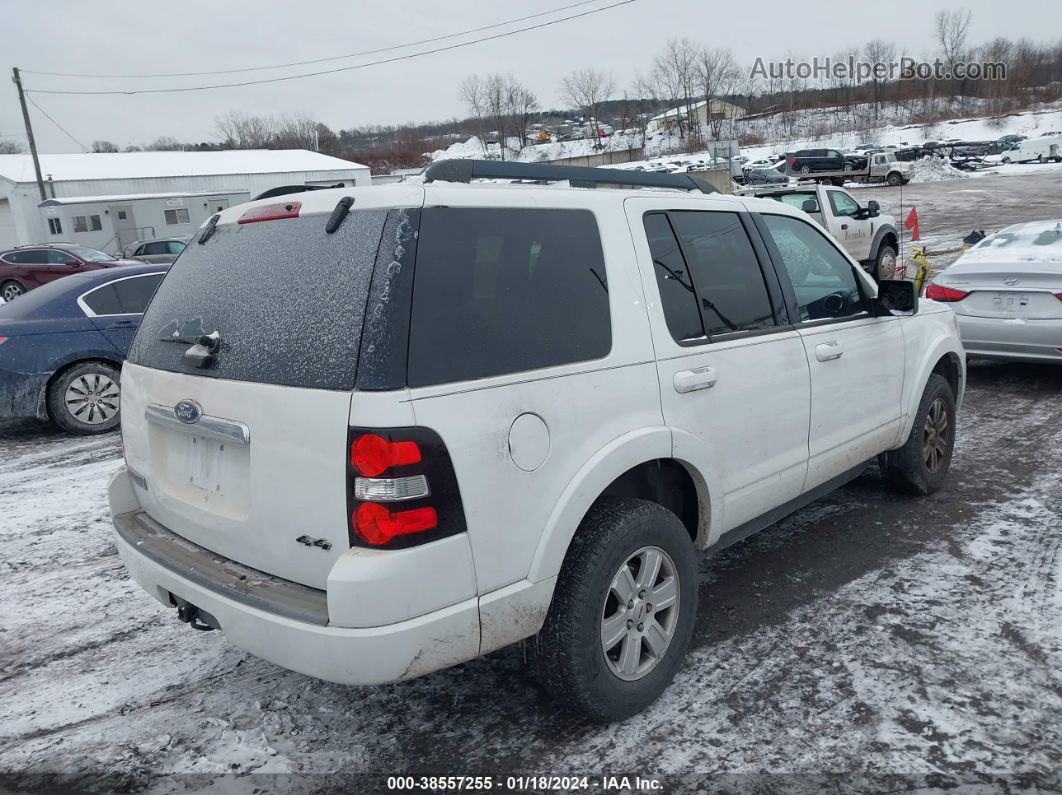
[
  {"left": 1001, "top": 157, "right": 1011, "bottom": 164},
  {"left": 1037, "top": 154, "right": 1043, "bottom": 163},
  {"left": 800, "top": 165, "right": 811, "bottom": 174},
  {"left": 529, "top": 498, "right": 697, "bottom": 721},
  {"left": 1, "top": 280, "right": 25, "bottom": 302},
  {"left": 47, "top": 361, "right": 122, "bottom": 435},
  {"left": 881, "top": 374, "right": 956, "bottom": 495},
  {"left": 875, "top": 244, "right": 898, "bottom": 280},
  {"left": 887, "top": 172, "right": 903, "bottom": 186},
  {"left": 843, "top": 162, "right": 854, "bottom": 172}
]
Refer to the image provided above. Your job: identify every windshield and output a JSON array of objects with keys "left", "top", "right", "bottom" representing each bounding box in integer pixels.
[{"left": 61, "top": 245, "right": 115, "bottom": 262}]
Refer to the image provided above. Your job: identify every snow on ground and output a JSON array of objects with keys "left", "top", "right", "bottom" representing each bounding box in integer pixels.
[{"left": 1, "top": 361, "right": 1061, "bottom": 793}]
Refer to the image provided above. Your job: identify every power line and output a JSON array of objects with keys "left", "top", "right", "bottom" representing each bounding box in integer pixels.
[
  {"left": 24, "top": 0, "right": 639, "bottom": 96},
  {"left": 25, "top": 95, "right": 88, "bottom": 152},
  {"left": 21, "top": 0, "right": 606, "bottom": 79}
]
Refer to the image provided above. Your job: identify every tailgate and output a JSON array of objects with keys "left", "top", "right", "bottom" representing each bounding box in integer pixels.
[
  {"left": 120, "top": 206, "right": 394, "bottom": 589},
  {"left": 121, "top": 363, "right": 351, "bottom": 589}
]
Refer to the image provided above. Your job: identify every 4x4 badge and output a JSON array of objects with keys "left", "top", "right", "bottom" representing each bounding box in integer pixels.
[{"left": 295, "top": 535, "right": 332, "bottom": 551}]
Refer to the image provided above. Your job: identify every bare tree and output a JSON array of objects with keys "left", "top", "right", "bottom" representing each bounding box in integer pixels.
[
  {"left": 936, "top": 9, "right": 972, "bottom": 105},
  {"left": 91, "top": 140, "right": 119, "bottom": 153},
  {"left": 863, "top": 39, "right": 897, "bottom": 120},
  {"left": 273, "top": 114, "right": 322, "bottom": 150},
  {"left": 506, "top": 81, "right": 539, "bottom": 152},
  {"left": 146, "top": 136, "right": 187, "bottom": 151},
  {"left": 214, "top": 111, "right": 273, "bottom": 149},
  {"left": 630, "top": 72, "right": 661, "bottom": 147},
  {"left": 459, "top": 75, "right": 490, "bottom": 154},
  {"left": 0, "top": 140, "right": 23, "bottom": 154},
  {"left": 483, "top": 73, "right": 511, "bottom": 158},
  {"left": 697, "top": 46, "right": 739, "bottom": 139},
  {"left": 561, "top": 68, "right": 616, "bottom": 138}
]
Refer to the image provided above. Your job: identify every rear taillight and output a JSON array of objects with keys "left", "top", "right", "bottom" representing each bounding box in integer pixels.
[
  {"left": 237, "top": 201, "right": 302, "bottom": 224},
  {"left": 790, "top": 158, "right": 797, "bottom": 167},
  {"left": 0, "top": 337, "right": 7, "bottom": 345},
  {"left": 1055, "top": 293, "right": 1062, "bottom": 302},
  {"left": 346, "top": 427, "right": 465, "bottom": 548},
  {"left": 925, "top": 284, "right": 969, "bottom": 302}
]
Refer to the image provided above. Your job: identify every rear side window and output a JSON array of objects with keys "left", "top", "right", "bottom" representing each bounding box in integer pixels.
[
  {"left": 84, "top": 275, "right": 170, "bottom": 315},
  {"left": 645, "top": 211, "right": 775, "bottom": 342},
  {"left": 407, "top": 208, "right": 611, "bottom": 388},
  {"left": 128, "top": 211, "right": 387, "bottom": 390}
]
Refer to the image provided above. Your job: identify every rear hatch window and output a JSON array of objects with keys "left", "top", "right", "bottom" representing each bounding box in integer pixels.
[{"left": 127, "top": 211, "right": 387, "bottom": 390}]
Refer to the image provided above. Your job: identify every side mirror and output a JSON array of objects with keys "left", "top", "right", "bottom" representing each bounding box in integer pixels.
[
  {"left": 877, "top": 278, "right": 918, "bottom": 315},
  {"left": 801, "top": 199, "right": 817, "bottom": 213},
  {"left": 866, "top": 200, "right": 880, "bottom": 217}
]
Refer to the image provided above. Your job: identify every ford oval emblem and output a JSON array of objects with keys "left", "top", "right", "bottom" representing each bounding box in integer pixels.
[{"left": 173, "top": 400, "right": 203, "bottom": 424}]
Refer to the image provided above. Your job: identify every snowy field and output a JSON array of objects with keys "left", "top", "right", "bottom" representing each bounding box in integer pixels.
[{"left": 1, "top": 357, "right": 1060, "bottom": 793}]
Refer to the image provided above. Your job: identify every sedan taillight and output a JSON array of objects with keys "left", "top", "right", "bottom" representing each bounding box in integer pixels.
[{"left": 925, "top": 284, "right": 969, "bottom": 302}]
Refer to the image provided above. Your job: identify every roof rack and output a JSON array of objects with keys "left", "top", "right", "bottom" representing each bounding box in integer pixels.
[{"left": 422, "top": 159, "right": 718, "bottom": 194}]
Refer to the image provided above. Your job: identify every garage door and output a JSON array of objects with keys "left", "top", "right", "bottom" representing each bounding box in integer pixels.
[{"left": 0, "top": 200, "right": 16, "bottom": 250}]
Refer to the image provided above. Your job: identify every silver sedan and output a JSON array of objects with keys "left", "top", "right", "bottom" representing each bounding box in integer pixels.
[{"left": 926, "top": 220, "right": 1062, "bottom": 363}]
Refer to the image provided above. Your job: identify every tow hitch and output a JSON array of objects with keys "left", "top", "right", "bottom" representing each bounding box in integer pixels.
[{"left": 170, "top": 594, "right": 220, "bottom": 631}]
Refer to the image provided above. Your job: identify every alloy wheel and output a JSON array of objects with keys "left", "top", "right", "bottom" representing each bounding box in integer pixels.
[
  {"left": 600, "top": 546, "right": 681, "bottom": 681},
  {"left": 2, "top": 282, "right": 24, "bottom": 302},
  {"left": 64, "top": 373, "right": 120, "bottom": 425},
  {"left": 922, "top": 397, "right": 950, "bottom": 473}
]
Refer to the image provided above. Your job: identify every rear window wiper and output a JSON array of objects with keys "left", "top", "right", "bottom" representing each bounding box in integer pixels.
[{"left": 158, "top": 329, "right": 222, "bottom": 368}]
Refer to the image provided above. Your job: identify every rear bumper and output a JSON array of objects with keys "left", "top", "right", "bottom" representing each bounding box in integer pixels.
[
  {"left": 109, "top": 468, "right": 482, "bottom": 685},
  {"left": 955, "top": 314, "right": 1062, "bottom": 363}
]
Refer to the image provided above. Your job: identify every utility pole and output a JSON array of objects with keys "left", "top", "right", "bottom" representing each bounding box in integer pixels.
[{"left": 12, "top": 67, "right": 46, "bottom": 202}]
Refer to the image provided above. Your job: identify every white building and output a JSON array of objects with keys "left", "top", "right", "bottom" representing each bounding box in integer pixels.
[
  {"left": 647, "top": 99, "right": 747, "bottom": 133},
  {"left": 0, "top": 150, "right": 371, "bottom": 251}
]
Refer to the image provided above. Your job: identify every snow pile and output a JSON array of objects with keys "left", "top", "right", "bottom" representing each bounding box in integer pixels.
[
  {"left": 429, "top": 136, "right": 486, "bottom": 161},
  {"left": 910, "top": 156, "right": 970, "bottom": 182}
]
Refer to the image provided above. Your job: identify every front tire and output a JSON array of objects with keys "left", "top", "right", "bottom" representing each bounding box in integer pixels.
[
  {"left": 886, "top": 171, "right": 903, "bottom": 186},
  {"left": 875, "top": 244, "right": 898, "bottom": 280},
  {"left": 800, "top": 165, "right": 811, "bottom": 174},
  {"left": 47, "top": 361, "right": 122, "bottom": 435},
  {"left": 529, "top": 499, "right": 697, "bottom": 721},
  {"left": 881, "top": 373, "right": 956, "bottom": 495}
]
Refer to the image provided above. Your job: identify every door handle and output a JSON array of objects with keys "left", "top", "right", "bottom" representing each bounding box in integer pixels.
[
  {"left": 674, "top": 366, "right": 717, "bottom": 393},
  {"left": 840, "top": 223, "right": 848, "bottom": 229},
  {"left": 815, "top": 341, "right": 844, "bottom": 362}
]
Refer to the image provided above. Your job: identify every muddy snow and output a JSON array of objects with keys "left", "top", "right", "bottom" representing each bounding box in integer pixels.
[{"left": 1, "top": 361, "right": 1060, "bottom": 794}]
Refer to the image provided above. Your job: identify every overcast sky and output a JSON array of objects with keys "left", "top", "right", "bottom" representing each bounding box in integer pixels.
[{"left": 3, "top": 0, "right": 1059, "bottom": 153}]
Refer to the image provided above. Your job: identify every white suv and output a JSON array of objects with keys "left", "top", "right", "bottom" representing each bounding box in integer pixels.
[{"left": 109, "top": 161, "right": 965, "bottom": 721}]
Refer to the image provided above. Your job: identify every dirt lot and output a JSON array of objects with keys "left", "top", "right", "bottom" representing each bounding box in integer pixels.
[
  {"left": 1, "top": 357, "right": 1060, "bottom": 794},
  {"left": 853, "top": 165, "right": 1062, "bottom": 269}
]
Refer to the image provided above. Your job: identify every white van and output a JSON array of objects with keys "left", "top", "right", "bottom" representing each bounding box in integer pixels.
[{"left": 1002, "top": 135, "right": 1062, "bottom": 164}]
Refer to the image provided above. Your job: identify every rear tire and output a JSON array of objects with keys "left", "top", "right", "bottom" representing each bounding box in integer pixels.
[
  {"left": 1, "top": 280, "right": 25, "bottom": 303},
  {"left": 881, "top": 374, "right": 955, "bottom": 495},
  {"left": 529, "top": 498, "right": 697, "bottom": 721},
  {"left": 800, "top": 165, "right": 811, "bottom": 174},
  {"left": 47, "top": 361, "right": 122, "bottom": 435}
]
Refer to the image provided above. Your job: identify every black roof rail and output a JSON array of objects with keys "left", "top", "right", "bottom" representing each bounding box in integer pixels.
[
  {"left": 252, "top": 183, "right": 345, "bottom": 201},
  {"left": 422, "top": 159, "right": 718, "bottom": 194}
]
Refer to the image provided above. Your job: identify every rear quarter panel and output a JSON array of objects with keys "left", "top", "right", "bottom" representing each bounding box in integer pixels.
[{"left": 894, "top": 302, "right": 966, "bottom": 445}]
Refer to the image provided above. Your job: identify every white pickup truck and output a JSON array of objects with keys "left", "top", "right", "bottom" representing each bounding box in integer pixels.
[{"left": 743, "top": 184, "right": 900, "bottom": 279}]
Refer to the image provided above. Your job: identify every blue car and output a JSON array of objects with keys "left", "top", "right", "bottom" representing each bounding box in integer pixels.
[{"left": 0, "top": 264, "right": 167, "bottom": 434}]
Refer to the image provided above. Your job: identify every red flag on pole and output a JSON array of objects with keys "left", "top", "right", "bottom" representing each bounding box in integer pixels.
[{"left": 904, "top": 206, "right": 920, "bottom": 241}]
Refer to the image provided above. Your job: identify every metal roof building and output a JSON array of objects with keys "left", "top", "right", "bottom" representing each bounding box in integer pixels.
[{"left": 0, "top": 150, "right": 371, "bottom": 251}]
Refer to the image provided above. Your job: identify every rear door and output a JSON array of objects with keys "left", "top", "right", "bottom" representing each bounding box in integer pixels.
[
  {"left": 80, "top": 272, "right": 165, "bottom": 353},
  {"left": 757, "top": 211, "right": 904, "bottom": 491},
  {"left": 121, "top": 202, "right": 402, "bottom": 589},
  {"left": 627, "top": 197, "right": 811, "bottom": 536}
]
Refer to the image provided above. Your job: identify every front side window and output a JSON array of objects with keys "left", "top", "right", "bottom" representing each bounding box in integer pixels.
[
  {"left": 761, "top": 214, "right": 866, "bottom": 322},
  {"left": 46, "top": 250, "right": 70, "bottom": 264},
  {"left": 828, "top": 191, "right": 860, "bottom": 217},
  {"left": 407, "top": 208, "right": 611, "bottom": 388}
]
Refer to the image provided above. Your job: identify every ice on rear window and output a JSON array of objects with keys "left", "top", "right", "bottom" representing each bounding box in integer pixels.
[
  {"left": 127, "top": 211, "right": 387, "bottom": 390},
  {"left": 964, "top": 220, "right": 1062, "bottom": 263}
]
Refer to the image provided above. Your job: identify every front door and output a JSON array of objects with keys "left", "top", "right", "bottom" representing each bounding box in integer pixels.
[
  {"left": 204, "top": 197, "right": 230, "bottom": 215},
  {"left": 627, "top": 197, "right": 811, "bottom": 538},
  {"left": 824, "top": 189, "right": 871, "bottom": 261},
  {"left": 757, "top": 211, "right": 904, "bottom": 491},
  {"left": 109, "top": 205, "right": 137, "bottom": 250}
]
